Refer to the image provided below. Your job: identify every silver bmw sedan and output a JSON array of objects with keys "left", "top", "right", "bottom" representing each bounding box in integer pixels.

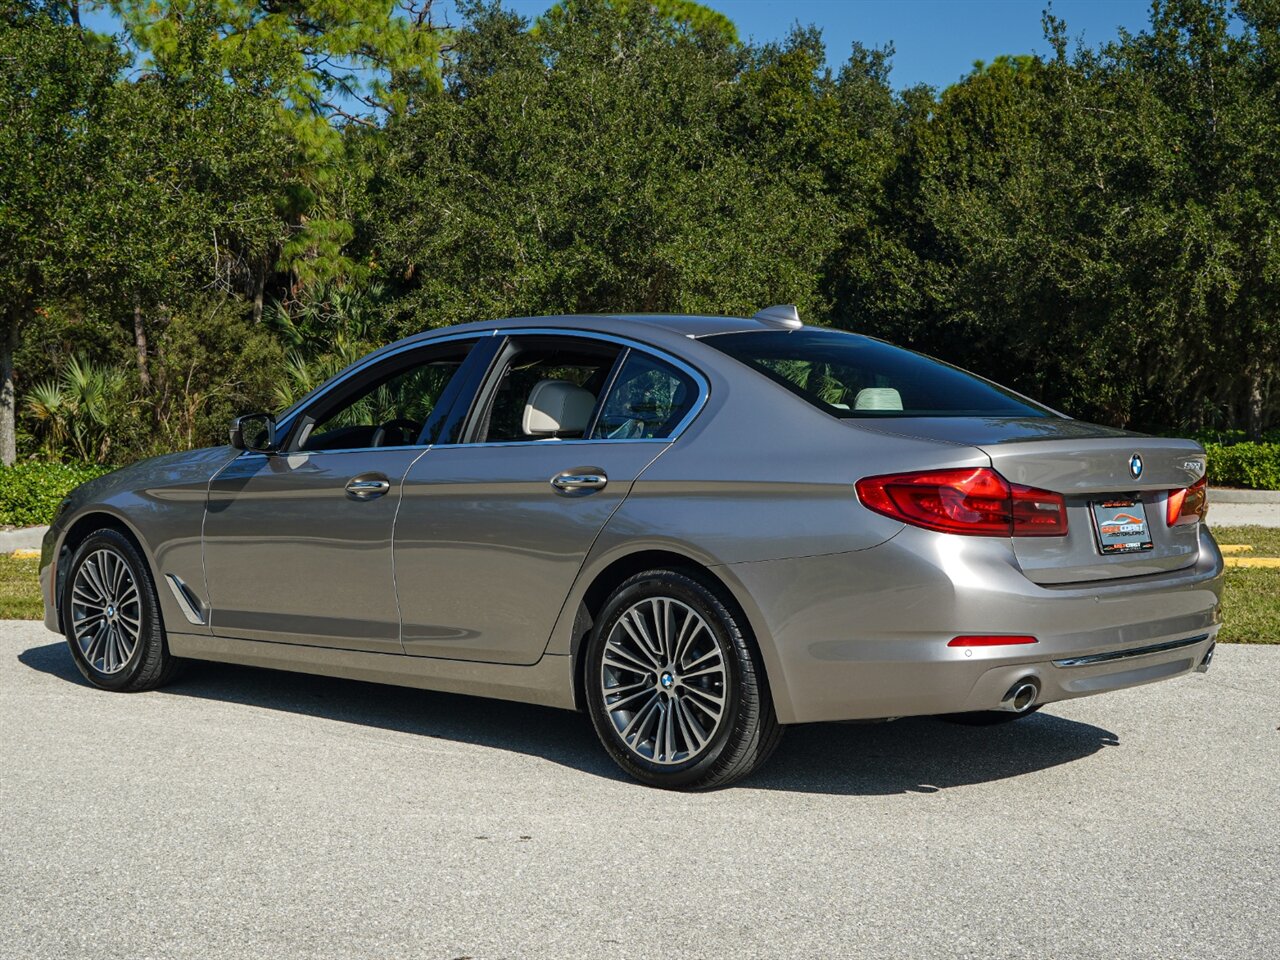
[{"left": 40, "top": 307, "right": 1222, "bottom": 789}]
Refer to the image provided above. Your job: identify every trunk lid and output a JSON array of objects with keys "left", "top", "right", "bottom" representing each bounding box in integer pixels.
[{"left": 855, "top": 417, "right": 1208, "bottom": 584}]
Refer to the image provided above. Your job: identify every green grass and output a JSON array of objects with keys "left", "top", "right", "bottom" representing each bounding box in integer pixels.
[
  {"left": 1210, "top": 524, "right": 1280, "bottom": 556},
  {"left": 0, "top": 555, "right": 43, "bottom": 620},
  {"left": 0, "top": 530, "right": 1275, "bottom": 643},
  {"left": 1211, "top": 525, "right": 1280, "bottom": 645}
]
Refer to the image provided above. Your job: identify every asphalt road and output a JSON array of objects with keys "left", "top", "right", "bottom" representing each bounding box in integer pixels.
[{"left": 2, "top": 621, "right": 1277, "bottom": 960}]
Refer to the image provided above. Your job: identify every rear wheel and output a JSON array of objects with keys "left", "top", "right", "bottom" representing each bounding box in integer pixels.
[
  {"left": 584, "top": 569, "right": 782, "bottom": 790},
  {"left": 63, "top": 529, "right": 179, "bottom": 692}
]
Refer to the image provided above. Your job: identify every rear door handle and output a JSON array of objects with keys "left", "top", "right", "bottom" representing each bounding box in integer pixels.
[
  {"left": 551, "top": 470, "right": 608, "bottom": 494},
  {"left": 346, "top": 475, "right": 391, "bottom": 500}
]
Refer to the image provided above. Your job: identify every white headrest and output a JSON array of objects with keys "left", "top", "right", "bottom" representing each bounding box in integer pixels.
[
  {"left": 522, "top": 379, "right": 596, "bottom": 436},
  {"left": 853, "top": 387, "right": 903, "bottom": 411}
]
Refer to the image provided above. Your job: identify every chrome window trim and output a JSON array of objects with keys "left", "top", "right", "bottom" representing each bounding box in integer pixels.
[
  {"left": 430, "top": 437, "right": 672, "bottom": 450},
  {"left": 241, "top": 325, "right": 710, "bottom": 459}
]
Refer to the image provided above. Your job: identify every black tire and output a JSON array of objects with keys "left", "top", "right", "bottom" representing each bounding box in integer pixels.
[
  {"left": 63, "top": 528, "right": 180, "bottom": 692},
  {"left": 584, "top": 568, "right": 783, "bottom": 790},
  {"left": 940, "top": 705, "right": 1043, "bottom": 726}
]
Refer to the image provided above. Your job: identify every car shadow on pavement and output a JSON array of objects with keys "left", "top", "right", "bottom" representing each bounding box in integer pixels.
[{"left": 20, "top": 639, "right": 1120, "bottom": 796}]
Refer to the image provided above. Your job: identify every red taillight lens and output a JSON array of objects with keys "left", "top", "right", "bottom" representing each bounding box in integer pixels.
[
  {"left": 947, "top": 635, "right": 1039, "bottom": 647},
  {"left": 855, "top": 467, "right": 1067, "bottom": 537},
  {"left": 1167, "top": 476, "right": 1208, "bottom": 526}
]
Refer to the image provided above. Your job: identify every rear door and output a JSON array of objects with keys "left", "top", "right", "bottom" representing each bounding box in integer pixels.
[{"left": 393, "top": 333, "right": 704, "bottom": 664}]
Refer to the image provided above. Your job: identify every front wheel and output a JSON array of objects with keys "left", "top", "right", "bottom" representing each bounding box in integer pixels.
[
  {"left": 584, "top": 569, "right": 782, "bottom": 790},
  {"left": 63, "top": 528, "right": 179, "bottom": 692}
]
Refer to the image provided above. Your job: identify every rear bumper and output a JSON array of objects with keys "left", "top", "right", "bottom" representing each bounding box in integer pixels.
[{"left": 724, "top": 525, "right": 1224, "bottom": 724}]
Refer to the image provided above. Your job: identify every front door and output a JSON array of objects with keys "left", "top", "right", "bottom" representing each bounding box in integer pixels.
[
  {"left": 202, "top": 338, "right": 479, "bottom": 651},
  {"left": 394, "top": 334, "right": 702, "bottom": 664}
]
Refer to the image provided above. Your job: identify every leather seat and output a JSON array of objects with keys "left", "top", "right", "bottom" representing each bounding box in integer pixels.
[{"left": 522, "top": 379, "right": 596, "bottom": 437}]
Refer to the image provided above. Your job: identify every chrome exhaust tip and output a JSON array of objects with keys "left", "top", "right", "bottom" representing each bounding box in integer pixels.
[
  {"left": 998, "top": 679, "right": 1040, "bottom": 713},
  {"left": 1196, "top": 642, "right": 1215, "bottom": 673}
]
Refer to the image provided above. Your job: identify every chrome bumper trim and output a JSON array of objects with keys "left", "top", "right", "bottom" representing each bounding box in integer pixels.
[{"left": 1053, "top": 634, "right": 1210, "bottom": 668}]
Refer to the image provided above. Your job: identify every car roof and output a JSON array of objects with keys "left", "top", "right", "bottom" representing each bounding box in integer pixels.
[{"left": 402, "top": 312, "right": 782, "bottom": 343}]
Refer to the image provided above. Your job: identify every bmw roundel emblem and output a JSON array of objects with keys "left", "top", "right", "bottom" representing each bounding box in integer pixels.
[{"left": 1129, "top": 453, "right": 1144, "bottom": 480}]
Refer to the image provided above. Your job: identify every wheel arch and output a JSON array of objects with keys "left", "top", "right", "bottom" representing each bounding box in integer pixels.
[
  {"left": 564, "top": 547, "right": 788, "bottom": 719},
  {"left": 54, "top": 510, "right": 157, "bottom": 635}
]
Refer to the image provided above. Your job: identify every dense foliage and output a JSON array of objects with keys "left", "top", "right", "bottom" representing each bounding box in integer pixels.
[
  {"left": 2, "top": 0, "right": 1278, "bottom": 475},
  {"left": 1204, "top": 441, "right": 1280, "bottom": 489},
  {"left": 0, "top": 460, "right": 112, "bottom": 526}
]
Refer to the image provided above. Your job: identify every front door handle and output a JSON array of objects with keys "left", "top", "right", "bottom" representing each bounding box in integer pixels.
[
  {"left": 346, "top": 474, "right": 391, "bottom": 500},
  {"left": 551, "top": 470, "right": 608, "bottom": 494}
]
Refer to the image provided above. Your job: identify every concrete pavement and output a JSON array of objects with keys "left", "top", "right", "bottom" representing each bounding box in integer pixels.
[{"left": 2, "top": 621, "right": 1277, "bottom": 959}]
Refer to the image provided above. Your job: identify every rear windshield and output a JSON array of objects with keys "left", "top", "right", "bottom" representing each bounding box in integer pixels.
[{"left": 704, "top": 328, "right": 1053, "bottom": 419}]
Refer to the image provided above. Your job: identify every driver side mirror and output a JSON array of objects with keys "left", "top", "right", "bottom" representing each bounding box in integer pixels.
[{"left": 230, "top": 413, "right": 278, "bottom": 453}]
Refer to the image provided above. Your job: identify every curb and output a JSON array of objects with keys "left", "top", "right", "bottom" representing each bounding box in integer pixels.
[
  {"left": 1211, "top": 488, "right": 1280, "bottom": 504},
  {"left": 0, "top": 526, "right": 48, "bottom": 554}
]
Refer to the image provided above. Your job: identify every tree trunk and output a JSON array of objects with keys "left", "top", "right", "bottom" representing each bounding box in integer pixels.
[
  {"left": 252, "top": 257, "right": 267, "bottom": 324},
  {"left": 133, "top": 300, "right": 151, "bottom": 391},
  {"left": 1246, "top": 362, "right": 1264, "bottom": 442},
  {"left": 0, "top": 318, "right": 19, "bottom": 467},
  {"left": 133, "top": 301, "right": 152, "bottom": 391}
]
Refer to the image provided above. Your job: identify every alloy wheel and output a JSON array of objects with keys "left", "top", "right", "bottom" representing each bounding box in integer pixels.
[
  {"left": 70, "top": 548, "right": 142, "bottom": 675},
  {"left": 599, "top": 596, "right": 728, "bottom": 765}
]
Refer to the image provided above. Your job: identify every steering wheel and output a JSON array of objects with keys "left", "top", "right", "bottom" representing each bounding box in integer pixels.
[{"left": 371, "top": 418, "right": 421, "bottom": 448}]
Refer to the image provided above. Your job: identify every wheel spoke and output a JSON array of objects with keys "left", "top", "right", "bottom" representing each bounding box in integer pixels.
[
  {"left": 671, "top": 610, "right": 700, "bottom": 670},
  {"left": 108, "top": 552, "right": 127, "bottom": 597},
  {"left": 681, "top": 647, "right": 720, "bottom": 674},
  {"left": 73, "top": 577, "right": 105, "bottom": 605},
  {"left": 674, "top": 696, "right": 708, "bottom": 752},
  {"left": 603, "top": 642, "right": 654, "bottom": 676},
  {"left": 622, "top": 608, "right": 663, "bottom": 664},
  {"left": 651, "top": 598, "right": 675, "bottom": 662},
  {"left": 683, "top": 684, "right": 725, "bottom": 718},
  {"left": 681, "top": 659, "right": 724, "bottom": 682},
  {"left": 102, "top": 626, "right": 117, "bottom": 673},
  {"left": 80, "top": 621, "right": 107, "bottom": 664},
  {"left": 605, "top": 683, "right": 653, "bottom": 713},
  {"left": 83, "top": 556, "right": 111, "bottom": 604},
  {"left": 619, "top": 694, "right": 661, "bottom": 746}
]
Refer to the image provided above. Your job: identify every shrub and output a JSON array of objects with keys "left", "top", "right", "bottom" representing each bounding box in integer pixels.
[
  {"left": 1204, "top": 442, "right": 1280, "bottom": 491},
  {"left": 0, "top": 461, "right": 115, "bottom": 527}
]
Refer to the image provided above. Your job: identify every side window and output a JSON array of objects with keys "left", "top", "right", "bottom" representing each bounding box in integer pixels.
[
  {"left": 471, "top": 338, "right": 621, "bottom": 443},
  {"left": 296, "top": 342, "right": 474, "bottom": 452},
  {"left": 592, "top": 351, "right": 697, "bottom": 440}
]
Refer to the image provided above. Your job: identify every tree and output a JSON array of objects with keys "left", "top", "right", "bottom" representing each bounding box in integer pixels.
[
  {"left": 371, "top": 0, "right": 874, "bottom": 332},
  {"left": 0, "top": 3, "right": 123, "bottom": 464}
]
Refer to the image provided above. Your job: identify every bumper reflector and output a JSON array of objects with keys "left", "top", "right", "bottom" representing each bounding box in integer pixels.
[{"left": 948, "top": 634, "right": 1039, "bottom": 647}]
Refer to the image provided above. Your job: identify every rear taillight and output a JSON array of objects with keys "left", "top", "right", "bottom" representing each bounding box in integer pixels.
[
  {"left": 855, "top": 467, "right": 1068, "bottom": 537},
  {"left": 1167, "top": 476, "right": 1208, "bottom": 526}
]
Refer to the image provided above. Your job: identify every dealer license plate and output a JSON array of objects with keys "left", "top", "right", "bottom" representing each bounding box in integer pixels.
[{"left": 1090, "top": 498, "right": 1154, "bottom": 555}]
